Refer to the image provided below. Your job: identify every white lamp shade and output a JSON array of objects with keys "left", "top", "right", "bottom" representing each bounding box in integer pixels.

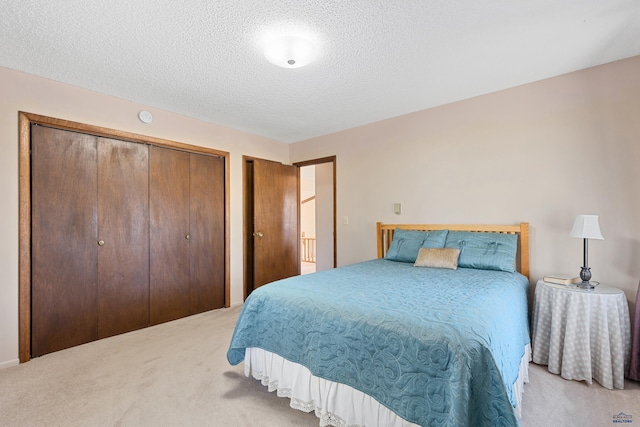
[
  {"left": 263, "top": 35, "right": 317, "bottom": 69},
  {"left": 569, "top": 214, "right": 604, "bottom": 239}
]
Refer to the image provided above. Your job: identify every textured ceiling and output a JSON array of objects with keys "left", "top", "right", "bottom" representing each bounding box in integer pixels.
[{"left": 2, "top": 1, "right": 639, "bottom": 143}]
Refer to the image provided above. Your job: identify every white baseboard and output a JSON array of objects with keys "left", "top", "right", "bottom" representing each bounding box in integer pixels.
[{"left": 0, "top": 358, "right": 19, "bottom": 370}]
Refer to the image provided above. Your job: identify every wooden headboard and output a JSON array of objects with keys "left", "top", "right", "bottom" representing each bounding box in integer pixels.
[{"left": 376, "top": 222, "right": 530, "bottom": 279}]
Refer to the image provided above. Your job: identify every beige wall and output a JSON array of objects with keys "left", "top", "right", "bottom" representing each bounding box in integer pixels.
[
  {"left": 0, "top": 66, "right": 289, "bottom": 367},
  {"left": 2, "top": 55, "right": 639, "bottom": 367},
  {"left": 290, "top": 56, "right": 640, "bottom": 318}
]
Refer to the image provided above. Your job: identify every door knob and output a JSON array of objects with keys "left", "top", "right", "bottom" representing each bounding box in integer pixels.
[
  {"left": 98, "top": 240, "right": 105, "bottom": 246},
  {"left": 254, "top": 231, "right": 264, "bottom": 237}
]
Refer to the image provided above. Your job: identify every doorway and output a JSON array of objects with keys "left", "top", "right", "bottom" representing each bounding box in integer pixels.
[
  {"left": 295, "top": 156, "right": 336, "bottom": 275},
  {"left": 242, "top": 155, "right": 336, "bottom": 300}
]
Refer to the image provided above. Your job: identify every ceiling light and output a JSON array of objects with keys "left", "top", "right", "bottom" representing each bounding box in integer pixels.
[{"left": 263, "top": 35, "right": 317, "bottom": 69}]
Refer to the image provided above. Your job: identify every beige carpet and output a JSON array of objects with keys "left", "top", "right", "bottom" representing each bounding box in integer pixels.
[{"left": 0, "top": 305, "right": 638, "bottom": 427}]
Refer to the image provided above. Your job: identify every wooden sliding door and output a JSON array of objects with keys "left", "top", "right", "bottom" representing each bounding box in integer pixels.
[
  {"left": 97, "top": 138, "right": 149, "bottom": 338},
  {"left": 149, "top": 146, "right": 191, "bottom": 324},
  {"left": 149, "top": 146, "right": 226, "bottom": 325},
  {"left": 189, "top": 153, "right": 225, "bottom": 314},
  {"left": 31, "top": 125, "right": 99, "bottom": 357},
  {"left": 21, "top": 112, "right": 229, "bottom": 362},
  {"left": 31, "top": 126, "right": 151, "bottom": 356}
]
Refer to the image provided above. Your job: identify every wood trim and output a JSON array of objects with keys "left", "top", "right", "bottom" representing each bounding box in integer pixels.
[
  {"left": 301, "top": 195, "right": 315, "bottom": 205},
  {"left": 18, "top": 111, "right": 231, "bottom": 362},
  {"left": 224, "top": 150, "right": 231, "bottom": 308},
  {"left": 242, "top": 156, "right": 254, "bottom": 301},
  {"left": 376, "top": 222, "right": 530, "bottom": 279},
  {"left": 294, "top": 155, "right": 336, "bottom": 168},
  {"left": 19, "top": 112, "right": 228, "bottom": 157},
  {"left": 18, "top": 113, "right": 31, "bottom": 363}
]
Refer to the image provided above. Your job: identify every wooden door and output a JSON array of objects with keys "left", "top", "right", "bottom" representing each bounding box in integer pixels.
[
  {"left": 31, "top": 125, "right": 98, "bottom": 357},
  {"left": 189, "top": 153, "right": 225, "bottom": 313},
  {"left": 252, "top": 159, "right": 299, "bottom": 290},
  {"left": 97, "top": 138, "right": 149, "bottom": 338},
  {"left": 149, "top": 146, "right": 190, "bottom": 325}
]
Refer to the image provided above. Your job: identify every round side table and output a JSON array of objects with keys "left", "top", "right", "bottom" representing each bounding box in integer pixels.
[{"left": 531, "top": 279, "right": 630, "bottom": 389}]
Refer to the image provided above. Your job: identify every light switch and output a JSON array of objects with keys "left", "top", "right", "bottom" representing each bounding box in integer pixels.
[
  {"left": 343, "top": 216, "right": 349, "bottom": 225},
  {"left": 394, "top": 203, "right": 401, "bottom": 215}
]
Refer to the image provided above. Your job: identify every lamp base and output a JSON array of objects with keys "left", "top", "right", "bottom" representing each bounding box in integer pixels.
[
  {"left": 579, "top": 266, "right": 592, "bottom": 285},
  {"left": 577, "top": 280, "right": 596, "bottom": 290}
]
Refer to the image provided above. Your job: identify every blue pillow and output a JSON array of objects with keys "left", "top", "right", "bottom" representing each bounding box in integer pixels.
[
  {"left": 385, "top": 228, "right": 448, "bottom": 263},
  {"left": 444, "top": 231, "right": 517, "bottom": 272}
]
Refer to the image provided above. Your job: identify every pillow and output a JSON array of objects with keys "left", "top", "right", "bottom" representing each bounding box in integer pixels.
[
  {"left": 385, "top": 228, "right": 448, "bottom": 263},
  {"left": 414, "top": 248, "right": 460, "bottom": 269},
  {"left": 444, "top": 231, "right": 518, "bottom": 272}
]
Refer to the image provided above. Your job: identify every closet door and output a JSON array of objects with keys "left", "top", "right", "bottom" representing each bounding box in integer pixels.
[
  {"left": 31, "top": 125, "right": 98, "bottom": 357},
  {"left": 97, "top": 138, "right": 149, "bottom": 338},
  {"left": 149, "top": 146, "right": 190, "bottom": 324},
  {"left": 189, "top": 153, "right": 225, "bottom": 313}
]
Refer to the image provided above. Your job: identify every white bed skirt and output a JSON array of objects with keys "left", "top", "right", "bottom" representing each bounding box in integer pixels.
[{"left": 245, "top": 345, "right": 531, "bottom": 427}]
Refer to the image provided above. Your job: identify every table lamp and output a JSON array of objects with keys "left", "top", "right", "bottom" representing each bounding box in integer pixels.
[{"left": 569, "top": 214, "right": 604, "bottom": 289}]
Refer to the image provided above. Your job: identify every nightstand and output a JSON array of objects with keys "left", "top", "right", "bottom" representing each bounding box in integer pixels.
[{"left": 531, "top": 279, "right": 631, "bottom": 389}]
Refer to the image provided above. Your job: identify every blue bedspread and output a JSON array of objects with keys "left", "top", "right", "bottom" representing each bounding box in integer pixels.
[{"left": 227, "top": 259, "right": 530, "bottom": 427}]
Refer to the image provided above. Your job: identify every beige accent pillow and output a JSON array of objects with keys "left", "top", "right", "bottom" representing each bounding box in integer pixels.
[{"left": 414, "top": 248, "right": 460, "bottom": 269}]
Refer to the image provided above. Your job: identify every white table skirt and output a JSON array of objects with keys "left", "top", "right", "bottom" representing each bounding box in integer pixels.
[{"left": 531, "top": 280, "right": 631, "bottom": 389}]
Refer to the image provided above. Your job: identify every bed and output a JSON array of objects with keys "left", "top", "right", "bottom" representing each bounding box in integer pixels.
[{"left": 228, "top": 222, "right": 531, "bottom": 427}]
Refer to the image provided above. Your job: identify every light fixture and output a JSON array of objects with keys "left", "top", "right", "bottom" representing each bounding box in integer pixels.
[
  {"left": 263, "top": 35, "right": 317, "bottom": 69},
  {"left": 569, "top": 214, "right": 604, "bottom": 289}
]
